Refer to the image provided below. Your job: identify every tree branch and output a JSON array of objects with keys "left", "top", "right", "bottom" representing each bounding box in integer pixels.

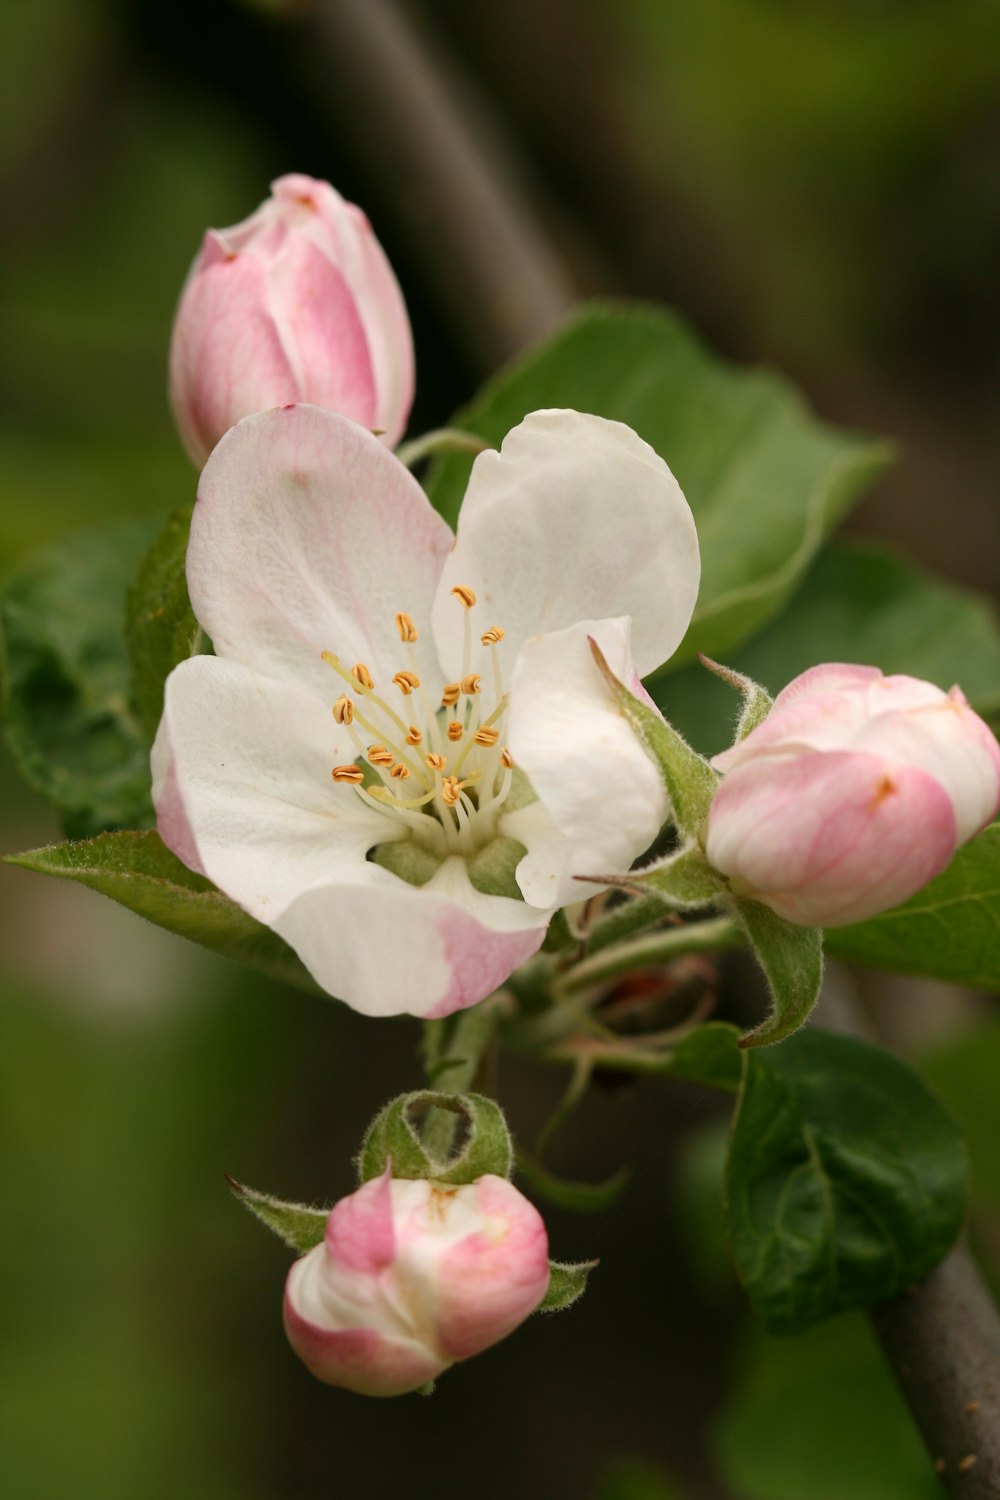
[
  {"left": 303, "top": 0, "right": 576, "bottom": 368},
  {"left": 816, "top": 975, "right": 1000, "bottom": 1496},
  {"left": 871, "top": 1248, "right": 1000, "bottom": 1495}
]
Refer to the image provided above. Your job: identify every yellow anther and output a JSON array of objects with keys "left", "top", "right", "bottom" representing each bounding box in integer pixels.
[
  {"left": 451, "top": 584, "right": 477, "bottom": 609},
  {"left": 474, "top": 726, "right": 500, "bottom": 747},
  {"left": 500, "top": 747, "right": 514, "bottom": 769},
  {"left": 332, "top": 694, "right": 354, "bottom": 725},
  {"left": 390, "top": 762, "right": 410, "bottom": 781},
  {"left": 405, "top": 725, "right": 422, "bottom": 746},
  {"left": 447, "top": 720, "right": 464, "bottom": 742},
  {"left": 393, "top": 670, "right": 421, "bottom": 695},
  {"left": 441, "top": 775, "right": 461, "bottom": 805},
  {"left": 351, "top": 663, "right": 374, "bottom": 690},
  {"left": 480, "top": 625, "right": 505, "bottom": 646},
  {"left": 441, "top": 682, "right": 461, "bottom": 707},
  {"left": 332, "top": 764, "right": 364, "bottom": 784},
  {"left": 460, "top": 673, "right": 481, "bottom": 696},
  {"left": 367, "top": 744, "right": 394, "bottom": 767},
  {"left": 395, "top": 612, "right": 418, "bottom": 643},
  {"left": 426, "top": 752, "right": 447, "bottom": 771}
]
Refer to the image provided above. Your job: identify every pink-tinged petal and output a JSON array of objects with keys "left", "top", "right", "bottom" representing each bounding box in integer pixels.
[
  {"left": 706, "top": 750, "right": 958, "bottom": 926},
  {"left": 856, "top": 688, "right": 1000, "bottom": 841},
  {"left": 152, "top": 654, "right": 388, "bottom": 922},
  {"left": 712, "top": 668, "right": 883, "bottom": 772},
  {"left": 435, "top": 1176, "right": 550, "bottom": 1360},
  {"left": 188, "top": 406, "right": 453, "bottom": 700},
  {"left": 292, "top": 179, "right": 414, "bottom": 445},
  {"left": 283, "top": 1278, "right": 446, "bottom": 1396},
  {"left": 341, "top": 203, "right": 415, "bottom": 445},
  {"left": 169, "top": 251, "right": 300, "bottom": 466},
  {"left": 268, "top": 233, "right": 378, "bottom": 429},
  {"left": 273, "top": 854, "right": 549, "bottom": 1018},
  {"left": 153, "top": 750, "right": 207, "bottom": 877},
  {"left": 431, "top": 410, "right": 700, "bottom": 678},
  {"left": 326, "top": 1168, "right": 396, "bottom": 1274},
  {"left": 505, "top": 617, "right": 670, "bottom": 907},
  {"left": 771, "top": 662, "right": 883, "bottom": 708}
]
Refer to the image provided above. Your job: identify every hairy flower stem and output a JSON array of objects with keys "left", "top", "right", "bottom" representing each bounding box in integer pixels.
[
  {"left": 396, "top": 428, "right": 491, "bottom": 469},
  {"left": 582, "top": 893, "right": 679, "bottom": 956},
  {"left": 421, "top": 996, "right": 506, "bottom": 1162},
  {"left": 556, "top": 916, "right": 744, "bottom": 996}
]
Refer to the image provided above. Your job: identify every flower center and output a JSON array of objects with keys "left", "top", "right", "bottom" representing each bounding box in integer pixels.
[{"left": 323, "top": 586, "right": 519, "bottom": 869}]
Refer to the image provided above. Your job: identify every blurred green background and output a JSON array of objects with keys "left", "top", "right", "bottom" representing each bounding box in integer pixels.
[{"left": 3, "top": 2, "right": 999, "bottom": 1496}]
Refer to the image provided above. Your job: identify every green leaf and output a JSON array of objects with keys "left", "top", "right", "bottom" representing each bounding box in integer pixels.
[
  {"left": 516, "top": 1152, "right": 631, "bottom": 1213},
  {"left": 6, "top": 830, "right": 319, "bottom": 992},
  {"left": 226, "top": 1177, "right": 327, "bottom": 1254},
  {"left": 537, "top": 1258, "right": 599, "bottom": 1313},
  {"left": 726, "top": 1030, "right": 968, "bottom": 1334},
  {"left": 589, "top": 637, "right": 718, "bottom": 837},
  {"left": 595, "top": 1458, "right": 692, "bottom": 1500},
  {"left": 918, "top": 1016, "right": 1000, "bottom": 1212},
  {"left": 1, "top": 518, "right": 157, "bottom": 836},
  {"left": 826, "top": 823, "right": 1000, "bottom": 989},
  {"left": 662, "top": 1021, "right": 742, "bottom": 1093},
  {"left": 424, "top": 302, "right": 889, "bottom": 663},
  {"left": 733, "top": 898, "right": 824, "bottom": 1048},
  {"left": 662, "top": 540, "right": 1000, "bottom": 757},
  {"left": 126, "top": 504, "right": 204, "bottom": 743}
]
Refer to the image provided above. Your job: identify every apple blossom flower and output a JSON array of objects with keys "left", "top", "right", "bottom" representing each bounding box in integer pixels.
[
  {"left": 152, "top": 403, "right": 700, "bottom": 1016},
  {"left": 705, "top": 663, "right": 1000, "bottom": 927},
  {"left": 283, "top": 1169, "right": 550, "bottom": 1396},
  {"left": 169, "top": 173, "right": 414, "bottom": 467}
]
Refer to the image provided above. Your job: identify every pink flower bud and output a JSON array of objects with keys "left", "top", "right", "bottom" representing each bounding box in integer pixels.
[
  {"left": 169, "top": 174, "right": 414, "bottom": 466},
  {"left": 705, "top": 663, "right": 1000, "bottom": 927},
  {"left": 283, "top": 1169, "right": 550, "bottom": 1396}
]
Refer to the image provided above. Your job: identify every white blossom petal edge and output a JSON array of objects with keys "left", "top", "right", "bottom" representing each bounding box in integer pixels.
[{"left": 152, "top": 404, "right": 700, "bottom": 1017}]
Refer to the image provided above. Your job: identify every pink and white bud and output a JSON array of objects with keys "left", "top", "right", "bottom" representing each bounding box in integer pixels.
[
  {"left": 283, "top": 1169, "right": 550, "bottom": 1396},
  {"left": 705, "top": 663, "right": 1000, "bottom": 927},
  {"left": 169, "top": 173, "right": 414, "bottom": 466}
]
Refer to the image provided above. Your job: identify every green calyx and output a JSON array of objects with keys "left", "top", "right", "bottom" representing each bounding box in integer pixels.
[{"left": 357, "top": 1090, "right": 514, "bottom": 1185}]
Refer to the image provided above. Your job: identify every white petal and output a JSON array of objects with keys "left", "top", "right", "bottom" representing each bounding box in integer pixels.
[
  {"left": 499, "top": 800, "right": 568, "bottom": 912},
  {"left": 431, "top": 410, "right": 700, "bottom": 679},
  {"left": 189, "top": 405, "right": 453, "bottom": 699},
  {"left": 153, "top": 654, "right": 390, "bottom": 921},
  {"left": 274, "top": 855, "right": 549, "bottom": 1018},
  {"left": 506, "top": 617, "right": 670, "bottom": 907}
]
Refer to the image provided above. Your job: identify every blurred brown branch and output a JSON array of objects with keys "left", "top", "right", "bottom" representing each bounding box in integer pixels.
[{"left": 303, "top": 0, "right": 576, "bottom": 367}]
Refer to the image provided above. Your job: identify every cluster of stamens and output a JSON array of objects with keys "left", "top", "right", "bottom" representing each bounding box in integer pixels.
[{"left": 323, "top": 587, "right": 516, "bottom": 856}]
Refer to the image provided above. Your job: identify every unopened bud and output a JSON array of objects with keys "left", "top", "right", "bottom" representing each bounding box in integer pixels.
[
  {"left": 283, "top": 1168, "right": 549, "bottom": 1396},
  {"left": 705, "top": 664, "right": 1000, "bottom": 926},
  {"left": 169, "top": 173, "right": 414, "bottom": 466}
]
